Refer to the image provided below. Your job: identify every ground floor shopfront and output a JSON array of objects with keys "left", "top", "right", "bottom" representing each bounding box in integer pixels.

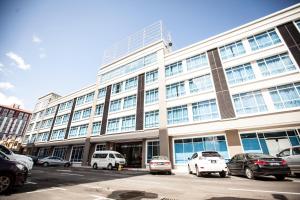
[{"left": 23, "top": 126, "right": 300, "bottom": 169}]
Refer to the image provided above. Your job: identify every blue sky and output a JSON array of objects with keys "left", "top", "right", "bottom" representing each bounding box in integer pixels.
[{"left": 0, "top": 0, "right": 298, "bottom": 110}]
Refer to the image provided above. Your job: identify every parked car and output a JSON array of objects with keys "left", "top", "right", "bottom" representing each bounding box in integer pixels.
[
  {"left": 227, "top": 153, "right": 290, "bottom": 180},
  {"left": 0, "top": 145, "right": 33, "bottom": 172},
  {"left": 277, "top": 146, "right": 300, "bottom": 176},
  {"left": 149, "top": 156, "right": 172, "bottom": 174},
  {"left": 0, "top": 152, "right": 28, "bottom": 194},
  {"left": 187, "top": 151, "right": 227, "bottom": 177},
  {"left": 91, "top": 151, "right": 126, "bottom": 170},
  {"left": 37, "top": 156, "right": 71, "bottom": 167},
  {"left": 27, "top": 155, "right": 39, "bottom": 165}
]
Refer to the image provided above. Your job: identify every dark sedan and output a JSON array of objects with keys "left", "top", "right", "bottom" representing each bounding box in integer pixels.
[
  {"left": 0, "top": 152, "right": 28, "bottom": 193},
  {"left": 227, "top": 153, "right": 290, "bottom": 180}
]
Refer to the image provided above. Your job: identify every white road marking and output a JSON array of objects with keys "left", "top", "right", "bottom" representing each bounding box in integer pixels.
[
  {"left": 25, "top": 181, "right": 37, "bottom": 184},
  {"left": 60, "top": 172, "right": 84, "bottom": 176},
  {"left": 90, "top": 194, "right": 113, "bottom": 200},
  {"left": 26, "top": 187, "right": 66, "bottom": 194},
  {"left": 57, "top": 169, "right": 72, "bottom": 172},
  {"left": 229, "top": 188, "right": 300, "bottom": 195}
]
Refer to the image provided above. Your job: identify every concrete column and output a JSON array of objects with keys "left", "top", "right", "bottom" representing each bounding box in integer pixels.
[
  {"left": 159, "top": 128, "right": 169, "bottom": 158},
  {"left": 82, "top": 138, "right": 91, "bottom": 166},
  {"left": 168, "top": 136, "right": 174, "bottom": 168},
  {"left": 87, "top": 143, "right": 96, "bottom": 165},
  {"left": 49, "top": 146, "right": 54, "bottom": 156},
  {"left": 141, "top": 139, "right": 146, "bottom": 168},
  {"left": 225, "top": 129, "right": 243, "bottom": 157},
  {"left": 65, "top": 145, "right": 73, "bottom": 161}
]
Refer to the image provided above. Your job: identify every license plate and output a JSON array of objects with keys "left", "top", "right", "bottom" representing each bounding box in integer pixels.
[
  {"left": 270, "top": 163, "right": 280, "bottom": 166},
  {"left": 211, "top": 160, "right": 216, "bottom": 164},
  {"left": 158, "top": 162, "right": 164, "bottom": 165}
]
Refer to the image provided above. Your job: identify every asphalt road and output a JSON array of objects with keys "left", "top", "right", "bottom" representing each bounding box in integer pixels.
[{"left": 1, "top": 166, "right": 300, "bottom": 200}]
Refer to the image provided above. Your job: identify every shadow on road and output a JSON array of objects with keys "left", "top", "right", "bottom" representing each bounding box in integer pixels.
[
  {"left": 2, "top": 166, "right": 149, "bottom": 196},
  {"left": 107, "top": 190, "right": 158, "bottom": 200}
]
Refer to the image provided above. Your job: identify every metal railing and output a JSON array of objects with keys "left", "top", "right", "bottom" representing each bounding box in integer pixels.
[{"left": 102, "top": 21, "right": 171, "bottom": 66}]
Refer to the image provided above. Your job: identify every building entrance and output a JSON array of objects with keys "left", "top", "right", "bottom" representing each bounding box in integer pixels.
[{"left": 115, "top": 142, "right": 142, "bottom": 168}]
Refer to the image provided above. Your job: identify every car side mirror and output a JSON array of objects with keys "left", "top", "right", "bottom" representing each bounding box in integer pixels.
[
  {"left": 188, "top": 157, "right": 191, "bottom": 160},
  {"left": 276, "top": 154, "right": 280, "bottom": 157}
]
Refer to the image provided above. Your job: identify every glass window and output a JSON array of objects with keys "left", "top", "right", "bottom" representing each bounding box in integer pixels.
[
  {"left": 186, "top": 53, "right": 208, "bottom": 71},
  {"left": 225, "top": 63, "right": 256, "bottom": 85},
  {"left": 53, "top": 147, "right": 68, "bottom": 159},
  {"left": 68, "top": 124, "right": 88, "bottom": 138},
  {"left": 98, "top": 88, "right": 106, "bottom": 99},
  {"left": 68, "top": 126, "right": 79, "bottom": 138},
  {"left": 166, "top": 81, "right": 185, "bottom": 99},
  {"left": 219, "top": 40, "right": 246, "bottom": 60},
  {"left": 167, "top": 105, "right": 188, "bottom": 125},
  {"left": 85, "top": 92, "right": 95, "bottom": 103},
  {"left": 145, "top": 69, "right": 158, "bottom": 84},
  {"left": 296, "top": 20, "right": 300, "bottom": 30},
  {"left": 192, "top": 99, "right": 219, "bottom": 121},
  {"left": 248, "top": 29, "right": 281, "bottom": 51},
  {"left": 257, "top": 53, "right": 296, "bottom": 77},
  {"left": 123, "top": 95, "right": 136, "bottom": 109},
  {"left": 92, "top": 122, "right": 101, "bottom": 136},
  {"left": 165, "top": 61, "right": 183, "bottom": 77},
  {"left": 189, "top": 74, "right": 213, "bottom": 93},
  {"left": 107, "top": 118, "right": 120, "bottom": 133},
  {"left": 147, "top": 141, "right": 160, "bottom": 163},
  {"left": 233, "top": 90, "right": 267, "bottom": 115},
  {"left": 76, "top": 96, "right": 85, "bottom": 106},
  {"left": 269, "top": 82, "right": 300, "bottom": 110},
  {"left": 112, "top": 82, "right": 123, "bottom": 94},
  {"left": 95, "top": 104, "right": 104, "bottom": 116},
  {"left": 240, "top": 133, "right": 262, "bottom": 153},
  {"left": 78, "top": 124, "right": 88, "bottom": 136},
  {"left": 95, "top": 144, "right": 106, "bottom": 151},
  {"left": 50, "top": 129, "right": 66, "bottom": 141},
  {"left": 100, "top": 53, "right": 157, "bottom": 83},
  {"left": 125, "top": 77, "right": 137, "bottom": 90},
  {"left": 62, "top": 114, "right": 70, "bottom": 124},
  {"left": 109, "top": 99, "right": 121, "bottom": 112},
  {"left": 72, "top": 110, "right": 82, "bottom": 121},
  {"left": 174, "top": 135, "right": 229, "bottom": 164},
  {"left": 145, "top": 88, "right": 158, "bottom": 104},
  {"left": 82, "top": 107, "right": 91, "bottom": 119},
  {"left": 121, "top": 115, "right": 135, "bottom": 132},
  {"left": 145, "top": 110, "right": 159, "bottom": 128},
  {"left": 70, "top": 146, "right": 84, "bottom": 162}
]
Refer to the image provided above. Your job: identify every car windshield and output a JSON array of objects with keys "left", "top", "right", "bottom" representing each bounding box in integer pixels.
[
  {"left": 246, "top": 153, "right": 275, "bottom": 159},
  {"left": 152, "top": 156, "right": 169, "bottom": 160},
  {"left": 202, "top": 152, "right": 221, "bottom": 157},
  {"left": 115, "top": 154, "right": 124, "bottom": 158}
]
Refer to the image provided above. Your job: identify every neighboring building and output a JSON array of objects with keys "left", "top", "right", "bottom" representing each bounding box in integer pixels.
[
  {"left": 23, "top": 4, "right": 300, "bottom": 169},
  {"left": 0, "top": 104, "right": 31, "bottom": 152}
]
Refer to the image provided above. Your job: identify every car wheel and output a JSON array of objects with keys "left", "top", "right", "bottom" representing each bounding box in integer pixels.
[
  {"left": 295, "top": 173, "right": 300, "bottom": 178},
  {"left": 0, "top": 174, "right": 13, "bottom": 194},
  {"left": 245, "top": 167, "right": 255, "bottom": 179},
  {"left": 275, "top": 175, "right": 286, "bottom": 181},
  {"left": 188, "top": 165, "right": 192, "bottom": 174},
  {"left": 107, "top": 164, "right": 113, "bottom": 170},
  {"left": 219, "top": 171, "right": 226, "bottom": 178},
  {"left": 93, "top": 163, "right": 98, "bottom": 170},
  {"left": 43, "top": 162, "right": 49, "bottom": 167},
  {"left": 64, "top": 163, "right": 70, "bottom": 167},
  {"left": 195, "top": 166, "right": 201, "bottom": 177}
]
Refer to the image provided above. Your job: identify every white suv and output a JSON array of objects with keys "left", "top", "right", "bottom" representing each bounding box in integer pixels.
[
  {"left": 0, "top": 144, "right": 33, "bottom": 171},
  {"left": 91, "top": 150, "right": 126, "bottom": 170},
  {"left": 187, "top": 151, "right": 227, "bottom": 177}
]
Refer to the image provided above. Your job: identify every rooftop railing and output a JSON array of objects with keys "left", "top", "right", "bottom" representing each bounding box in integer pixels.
[{"left": 101, "top": 21, "right": 171, "bottom": 66}]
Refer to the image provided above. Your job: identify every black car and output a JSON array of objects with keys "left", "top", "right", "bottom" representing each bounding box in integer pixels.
[
  {"left": 0, "top": 152, "right": 28, "bottom": 194},
  {"left": 227, "top": 153, "right": 290, "bottom": 180}
]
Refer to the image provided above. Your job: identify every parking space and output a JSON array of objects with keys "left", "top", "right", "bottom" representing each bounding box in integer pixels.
[{"left": 1, "top": 166, "right": 300, "bottom": 200}]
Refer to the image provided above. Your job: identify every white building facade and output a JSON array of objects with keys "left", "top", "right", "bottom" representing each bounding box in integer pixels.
[{"left": 23, "top": 4, "right": 300, "bottom": 169}]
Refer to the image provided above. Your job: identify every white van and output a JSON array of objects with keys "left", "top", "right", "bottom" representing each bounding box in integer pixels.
[
  {"left": 0, "top": 144, "right": 33, "bottom": 171},
  {"left": 91, "top": 150, "right": 126, "bottom": 170}
]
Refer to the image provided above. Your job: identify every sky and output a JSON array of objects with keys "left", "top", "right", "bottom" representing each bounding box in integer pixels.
[{"left": 0, "top": 0, "right": 299, "bottom": 110}]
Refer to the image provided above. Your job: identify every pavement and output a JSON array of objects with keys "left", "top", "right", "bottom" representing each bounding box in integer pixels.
[{"left": 1, "top": 166, "right": 300, "bottom": 200}]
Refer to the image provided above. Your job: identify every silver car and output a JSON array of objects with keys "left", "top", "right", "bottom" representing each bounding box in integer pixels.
[
  {"left": 37, "top": 156, "right": 71, "bottom": 167},
  {"left": 277, "top": 146, "right": 300, "bottom": 176}
]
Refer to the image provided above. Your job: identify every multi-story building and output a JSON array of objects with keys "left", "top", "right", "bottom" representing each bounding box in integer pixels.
[
  {"left": 0, "top": 104, "right": 31, "bottom": 151},
  {"left": 23, "top": 4, "right": 300, "bottom": 169}
]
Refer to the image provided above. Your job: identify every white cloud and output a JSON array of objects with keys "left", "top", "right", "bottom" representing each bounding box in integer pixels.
[
  {"left": 6, "top": 52, "right": 31, "bottom": 70},
  {"left": 0, "top": 62, "right": 3, "bottom": 67},
  {"left": 0, "top": 92, "right": 24, "bottom": 108},
  {"left": 33, "top": 34, "right": 42, "bottom": 44},
  {"left": 0, "top": 82, "right": 14, "bottom": 90}
]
